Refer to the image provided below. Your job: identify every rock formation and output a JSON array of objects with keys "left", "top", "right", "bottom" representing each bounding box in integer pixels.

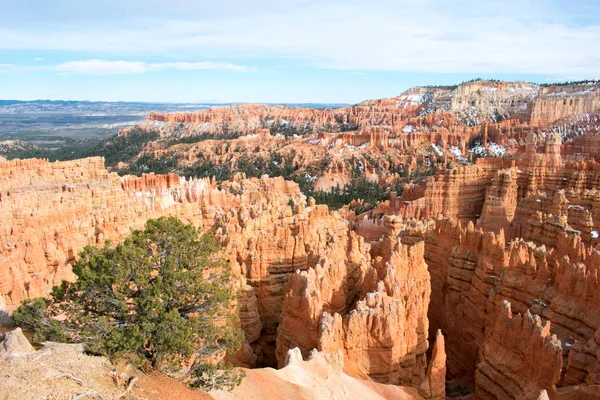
[
  {"left": 212, "top": 348, "right": 422, "bottom": 400},
  {"left": 6, "top": 79, "right": 600, "bottom": 398},
  {"left": 475, "top": 301, "right": 563, "bottom": 399},
  {"left": 0, "top": 327, "right": 35, "bottom": 357},
  {"left": 276, "top": 216, "right": 432, "bottom": 388},
  {"left": 418, "top": 330, "right": 446, "bottom": 400},
  {"left": 0, "top": 157, "right": 303, "bottom": 309}
]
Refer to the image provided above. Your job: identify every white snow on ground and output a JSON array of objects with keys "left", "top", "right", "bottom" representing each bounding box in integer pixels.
[
  {"left": 449, "top": 146, "right": 468, "bottom": 163},
  {"left": 431, "top": 144, "right": 443, "bottom": 156},
  {"left": 398, "top": 94, "right": 424, "bottom": 108},
  {"left": 487, "top": 142, "right": 506, "bottom": 156},
  {"left": 547, "top": 87, "right": 598, "bottom": 97},
  {"left": 543, "top": 113, "right": 600, "bottom": 141},
  {"left": 151, "top": 121, "right": 166, "bottom": 128},
  {"left": 303, "top": 173, "right": 319, "bottom": 183},
  {"left": 592, "top": 231, "right": 599, "bottom": 239},
  {"left": 345, "top": 142, "right": 370, "bottom": 152},
  {"left": 402, "top": 125, "right": 414, "bottom": 133},
  {"left": 449, "top": 146, "right": 462, "bottom": 157},
  {"left": 468, "top": 142, "right": 505, "bottom": 157},
  {"left": 469, "top": 143, "right": 487, "bottom": 157}
]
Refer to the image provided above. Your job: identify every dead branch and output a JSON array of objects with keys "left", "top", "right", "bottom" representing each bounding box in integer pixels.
[{"left": 54, "top": 373, "right": 84, "bottom": 386}]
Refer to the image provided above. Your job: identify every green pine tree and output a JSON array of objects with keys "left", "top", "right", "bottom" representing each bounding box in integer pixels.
[{"left": 13, "top": 217, "right": 244, "bottom": 391}]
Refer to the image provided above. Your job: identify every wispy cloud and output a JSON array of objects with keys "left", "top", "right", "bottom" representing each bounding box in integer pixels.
[
  {"left": 34, "top": 57, "right": 44, "bottom": 61},
  {"left": 0, "top": 1, "right": 598, "bottom": 77},
  {"left": 13, "top": 60, "right": 255, "bottom": 75}
]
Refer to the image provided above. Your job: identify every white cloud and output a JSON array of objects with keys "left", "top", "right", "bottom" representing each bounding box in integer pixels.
[
  {"left": 0, "top": 64, "right": 15, "bottom": 73},
  {"left": 34, "top": 57, "right": 44, "bottom": 61},
  {"left": 0, "top": 1, "right": 598, "bottom": 77},
  {"left": 27, "top": 60, "right": 254, "bottom": 75}
]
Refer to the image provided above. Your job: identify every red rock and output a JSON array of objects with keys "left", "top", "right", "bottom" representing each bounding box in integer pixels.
[
  {"left": 418, "top": 330, "right": 446, "bottom": 400},
  {"left": 475, "top": 301, "right": 562, "bottom": 399}
]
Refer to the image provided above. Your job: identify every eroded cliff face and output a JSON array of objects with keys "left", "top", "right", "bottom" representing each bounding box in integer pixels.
[
  {"left": 5, "top": 79, "right": 600, "bottom": 398},
  {"left": 0, "top": 157, "right": 303, "bottom": 308},
  {"left": 0, "top": 155, "right": 442, "bottom": 395},
  {"left": 530, "top": 83, "right": 600, "bottom": 127},
  {"left": 475, "top": 301, "right": 563, "bottom": 400},
  {"left": 276, "top": 218, "right": 433, "bottom": 388},
  {"left": 144, "top": 82, "right": 599, "bottom": 140},
  {"left": 424, "top": 217, "right": 600, "bottom": 395}
]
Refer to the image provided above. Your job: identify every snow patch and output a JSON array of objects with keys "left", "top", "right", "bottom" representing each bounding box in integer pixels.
[
  {"left": 487, "top": 142, "right": 506, "bottom": 156},
  {"left": 431, "top": 144, "right": 443, "bottom": 156},
  {"left": 402, "top": 125, "right": 414, "bottom": 133}
]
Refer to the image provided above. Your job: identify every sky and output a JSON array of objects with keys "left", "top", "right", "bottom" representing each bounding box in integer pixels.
[{"left": 0, "top": 0, "right": 599, "bottom": 104}]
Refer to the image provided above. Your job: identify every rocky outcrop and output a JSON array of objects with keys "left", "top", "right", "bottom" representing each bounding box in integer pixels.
[
  {"left": 213, "top": 348, "right": 423, "bottom": 400},
  {"left": 449, "top": 81, "right": 539, "bottom": 124},
  {"left": 276, "top": 218, "right": 432, "bottom": 388},
  {"left": 477, "top": 167, "right": 519, "bottom": 233},
  {"left": 426, "top": 217, "right": 600, "bottom": 390},
  {"left": 145, "top": 82, "right": 598, "bottom": 143},
  {"left": 146, "top": 104, "right": 336, "bottom": 136},
  {"left": 274, "top": 230, "right": 371, "bottom": 365},
  {"left": 0, "top": 157, "right": 303, "bottom": 310},
  {"left": 530, "top": 83, "right": 600, "bottom": 127},
  {"left": 418, "top": 330, "right": 446, "bottom": 400},
  {"left": 475, "top": 301, "right": 563, "bottom": 400},
  {"left": 0, "top": 328, "right": 35, "bottom": 357}
]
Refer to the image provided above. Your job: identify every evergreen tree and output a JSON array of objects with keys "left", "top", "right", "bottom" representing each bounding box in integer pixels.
[{"left": 13, "top": 217, "right": 244, "bottom": 391}]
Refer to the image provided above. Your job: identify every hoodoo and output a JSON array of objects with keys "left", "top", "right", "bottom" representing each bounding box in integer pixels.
[{"left": 3, "top": 79, "right": 600, "bottom": 399}]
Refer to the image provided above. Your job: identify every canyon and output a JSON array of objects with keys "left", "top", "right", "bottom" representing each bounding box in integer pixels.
[{"left": 2, "top": 79, "right": 600, "bottom": 399}]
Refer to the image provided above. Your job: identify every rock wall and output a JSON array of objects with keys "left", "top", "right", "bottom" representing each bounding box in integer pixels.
[
  {"left": 425, "top": 217, "right": 600, "bottom": 389},
  {"left": 276, "top": 217, "right": 433, "bottom": 388},
  {"left": 449, "top": 81, "right": 539, "bottom": 123},
  {"left": 530, "top": 84, "right": 600, "bottom": 127},
  {"left": 475, "top": 301, "right": 563, "bottom": 400},
  {"left": 379, "top": 158, "right": 515, "bottom": 221},
  {"left": 0, "top": 157, "right": 303, "bottom": 309}
]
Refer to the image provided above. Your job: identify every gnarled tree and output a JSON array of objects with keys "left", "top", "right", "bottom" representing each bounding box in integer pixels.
[{"left": 13, "top": 217, "right": 244, "bottom": 391}]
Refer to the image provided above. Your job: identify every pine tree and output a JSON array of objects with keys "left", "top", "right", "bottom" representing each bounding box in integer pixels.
[{"left": 13, "top": 217, "right": 244, "bottom": 391}]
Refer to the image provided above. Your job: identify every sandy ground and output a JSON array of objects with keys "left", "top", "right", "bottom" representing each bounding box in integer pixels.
[
  {"left": 211, "top": 349, "right": 422, "bottom": 400},
  {"left": 2, "top": 330, "right": 420, "bottom": 400},
  {"left": 0, "top": 339, "right": 211, "bottom": 400}
]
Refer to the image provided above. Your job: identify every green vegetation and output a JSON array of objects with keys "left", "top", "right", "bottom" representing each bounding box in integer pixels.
[
  {"left": 179, "top": 150, "right": 395, "bottom": 211},
  {"left": 308, "top": 175, "right": 390, "bottom": 212},
  {"left": 116, "top": 153, "right": 179, "bottom": 176},
  {"left": 2, "top": 138, "right": 100, "bottom": 162},
  {"left": 97, "top": 128, "right": 160, "bottom": 167},
  {"left": 3, "top": 127, "right": 160, "bottom": 167},
  {"left": 13, "top": 217, "right": 244, "bottom": 391},
  {"left": 539, "top": 79, "right": 599, "bottom": 87},
  {"left": 409, "top": 165, "right": 437, "bottom": 183},
  {"left": 165, "top": 130, "right": 243, "bottom": 145},
  {"left": 267, "top": 121, "right": 314, "bottom": 137},
  {"left": 492, "top": 109, "right": 506, "bottom": 123}
]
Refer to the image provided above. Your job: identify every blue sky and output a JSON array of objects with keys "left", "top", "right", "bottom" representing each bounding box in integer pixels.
[{"left": 0, "top": 0, "right": 599, "bottom": 103}]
